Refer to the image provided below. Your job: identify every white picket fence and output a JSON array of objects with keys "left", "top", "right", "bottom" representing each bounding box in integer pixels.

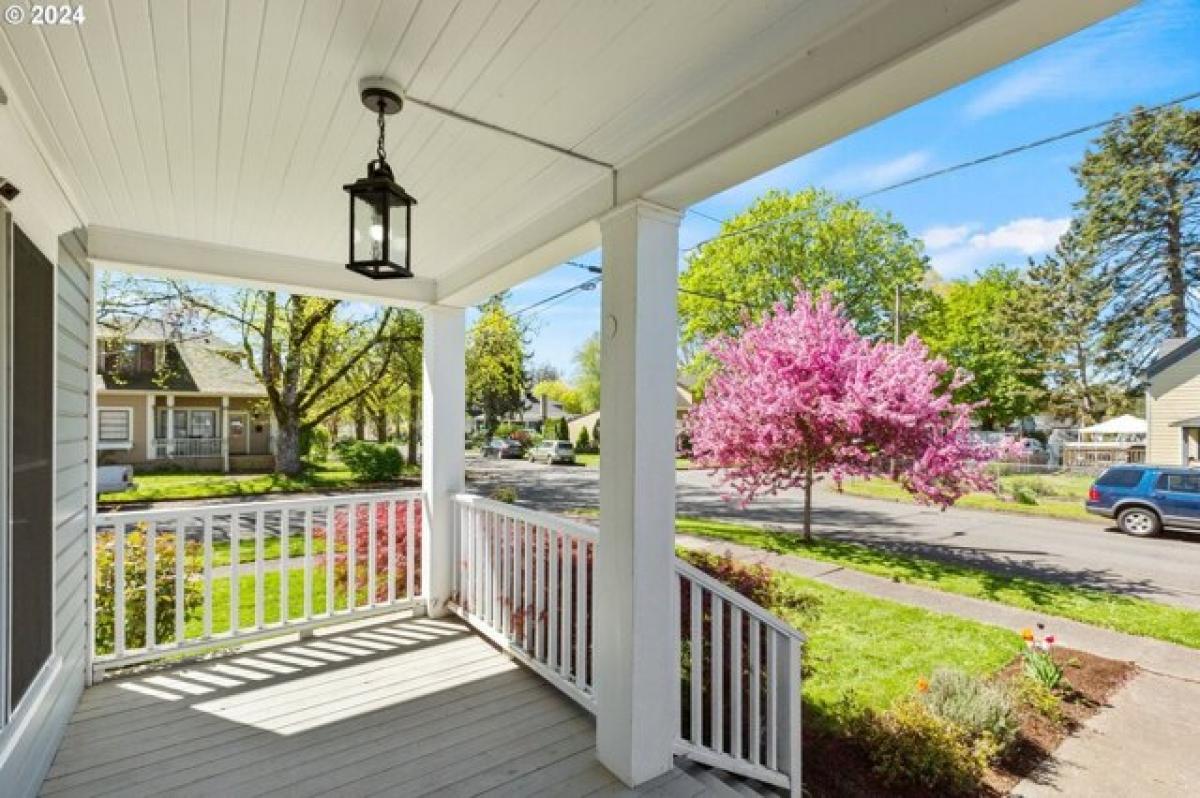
[
  {"left": 449, "top": 494, "right": 597, "bottom": 710},
  {"left": 91, "top": 490, "right": 424, "bottom": 677},
  {"left": 675, "top": 559, "right": 804, "bottom": 795}
]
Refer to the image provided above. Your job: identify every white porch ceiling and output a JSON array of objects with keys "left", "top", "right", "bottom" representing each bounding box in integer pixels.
[{"left": 0, "top": 0, "right": 1131, "bottom": 307}]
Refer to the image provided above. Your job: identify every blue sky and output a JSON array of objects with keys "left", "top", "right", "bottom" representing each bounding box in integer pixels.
[{"left": 500, "top": 0, "right": 1200, "bottom": 378}]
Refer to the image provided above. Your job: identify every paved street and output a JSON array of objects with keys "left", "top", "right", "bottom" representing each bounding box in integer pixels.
[{"left": 466, "top": 457, "right": 1200, "bottom": 611}]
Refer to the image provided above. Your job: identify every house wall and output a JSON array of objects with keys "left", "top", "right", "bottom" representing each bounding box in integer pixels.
[
  {"left": 0, "top": 227, "right": 92, "bottom": 797},
  {"left": 1146, "top": 354, "right": 1200, "bottom": 465},
  {"left": 96, "top": 394, "right": 272, "bottom": 467},
  {"left": 96, "top": 393, "right": 149, "bottom": 464}
]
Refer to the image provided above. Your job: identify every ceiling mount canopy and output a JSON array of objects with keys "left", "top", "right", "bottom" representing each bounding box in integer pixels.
[{"left": 343, "top": 78, "right": 416, "bottom": 280}]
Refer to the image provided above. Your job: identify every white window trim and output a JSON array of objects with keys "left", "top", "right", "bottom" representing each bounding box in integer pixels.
[
  {"left": 156, "top": 406, "right": 220, "bottom": 439},
  {"left": 96, "top": 406, "right": 134, "bottom": 450}
]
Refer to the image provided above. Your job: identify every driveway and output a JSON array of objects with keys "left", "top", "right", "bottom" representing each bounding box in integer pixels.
[{"left": 466, "top": 457, "right": 1200, "bottom": 611}]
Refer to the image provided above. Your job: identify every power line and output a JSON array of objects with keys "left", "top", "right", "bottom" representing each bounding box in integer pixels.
[
  {"left": 680, "top": 88, "right": 1200, "bottom": 253},
  {"left": 513, "top": 276, "right": 600, "bottom": 316}
]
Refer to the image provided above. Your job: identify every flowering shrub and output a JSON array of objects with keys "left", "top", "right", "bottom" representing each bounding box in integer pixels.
[
  {"left": 1021, "top": 625, "right": 1064, "bottom": 690},
  {"left": 858, "top": 698, "right": 988, "bottom": 795},
  {"left": 94, "top": 527, "right": 204, "bottom": 654},
  {"left": 688, "top": 292, "right": 999, "bottom": 538},
  {"left": 311, "top": 498, "right": 423, "bottom": 605}
]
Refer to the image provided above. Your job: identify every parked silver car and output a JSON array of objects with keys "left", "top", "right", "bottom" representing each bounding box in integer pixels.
[{"left": 529, "top": 440, "right": 576, "bottom": 465}]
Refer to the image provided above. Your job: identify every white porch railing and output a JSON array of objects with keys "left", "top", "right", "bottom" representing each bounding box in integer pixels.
[
  {"left": 675, "top": 559, "right": 804, "bottom": 795},
  {"left": 449, "top": 494, "right": 596, "bottom": 710},
  {"left": 92, "top": 490, "right": 424, "bottom": 677},
  {"left": 154, "top": 437, "right": 223, "bottom": 458}
]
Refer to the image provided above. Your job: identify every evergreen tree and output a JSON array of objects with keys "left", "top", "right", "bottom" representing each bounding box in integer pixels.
[{"left": 466, "top": 295, "right": 527, "bottom": 432}]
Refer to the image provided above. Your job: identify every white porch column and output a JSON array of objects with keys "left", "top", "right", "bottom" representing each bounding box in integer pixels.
[
  {"left": 221, "top": 396, "right": 230, "bottom": 473},
  {"left": 420, "top": 305, "right": 466, "bottom": 617},
  {"left": 145, "top": 394, "right": 156, "bottom": 460},
  {"left": 165, "top": 394, "right": 175, "bottom": 458},
  {"left": 595, "top": 199, "right": 682, "bottom": 786}
]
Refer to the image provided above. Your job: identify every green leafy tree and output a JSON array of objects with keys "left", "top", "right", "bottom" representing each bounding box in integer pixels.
[
  {"left": 680, "top": 188, "right": 935, "bottom": 355},
  {"left": 573, "top": 333, "right": 602, "bottom": 413},
  {"left": 1013, "top": 228, "right": 1130, "bottom": 425},
  {"left": 1075, "top": 105, "right": 1200, "bottom": 378},
  {"left": 531, "top": 379, "right": 584, "bottom": 414},
  {"left": 466, "top": 295, "right": 527, "bottom": 432},
  {"left": 922, "top": 267, "right": 1045, "bottom": 430}
]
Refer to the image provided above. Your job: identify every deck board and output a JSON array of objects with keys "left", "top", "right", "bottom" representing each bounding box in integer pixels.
[{"left": 42, "top": 614, "right": 760, "bottom": 797}]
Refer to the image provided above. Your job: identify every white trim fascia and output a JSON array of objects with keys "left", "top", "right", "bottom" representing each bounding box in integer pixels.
[{"left": 0, "top": 203, "right": 10, "bottom": 724}]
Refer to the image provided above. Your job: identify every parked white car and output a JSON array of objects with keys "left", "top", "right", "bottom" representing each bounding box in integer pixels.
[{"left": 96, "top": 465, "right": 134, "bottom": 495}]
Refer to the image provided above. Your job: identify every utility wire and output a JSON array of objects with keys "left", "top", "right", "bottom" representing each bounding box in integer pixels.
[{"left": 680, "top": 88, "right": 1200, "bottom": 253}]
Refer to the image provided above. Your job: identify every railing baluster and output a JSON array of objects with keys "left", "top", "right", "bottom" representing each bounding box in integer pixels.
[
  {"left": 387, "top": 499, "right": 396, "bottom": 604},
  {"left": 768, "top": 630, "right": 780, "bottom": 770},
  {"left": 559, "top": 535, "right": 572, "bottom": 678},
  {"left": 303, "top": 507, "right": 313, "bottom": 620},
  {"left": 325, "top": 504, "right": 335, "bottom": 615},
  {"left": 731, "top": 605, "right": 743, "bottom": 759},
  {"left": 254, "top": 510, "right": 265, "bottom": 629},
  {"left": 229, "top": 513, "right": 240, "bottom": 633},
  {"left": 114, "top": 522, "right": 126, "bottom": 658},
  {"left": 575, "top": 538, "right": 587, "bottom": 689},
  {"left": 202, "top": 514, "right": 213, "bottom": 639},
  {"left": 174, "top": 515, "right": 185, "bottom": 646},
  {"left": 146, "top": 521, "right": 156, "bottom": 650},
  {"left": 548, "top": 530, "right": 558, "bottom": 671},
  {"left": 501, "top": 514, "right": 511, "bottom": 637},
  {"left": 750, "top": 619, "right": 762, "bottom": 766},
  {"left": 407, "top": 499, "right": 416, "bottom": 600},
  {"left": 523, "top": 520, "right": 532, "bottom": 652},
  {"left": 367, "top": 499, "right": 378, "bottom": 607},
  {"left": 534, "top": 525, "right": 543, "bottom": 659},
  {"left": 348, "top": 502, "right": 358, "bottom": 610},
  {"left": 690, "top": 580, "right": 702, "bottom": 744},
  {"left": 712, "top": 597, "right": 724, "bottom": 753},
  {"left": 280, "top": 509, "right": 290, "bottom": 623}
]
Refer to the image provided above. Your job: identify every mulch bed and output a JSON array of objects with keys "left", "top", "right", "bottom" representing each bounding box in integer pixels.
[{"left": 801, "top": 646, "right": 1138, "bottom": 797}]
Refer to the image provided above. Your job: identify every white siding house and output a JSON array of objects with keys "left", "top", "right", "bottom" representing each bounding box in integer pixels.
[{"left": 1146, "top": 337, "right": 1200, "bottom": 466}]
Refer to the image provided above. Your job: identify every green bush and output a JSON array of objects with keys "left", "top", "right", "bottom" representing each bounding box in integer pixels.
[
  {"left": 1011, "top": 484, "right": 1039, "bottom": 505},
  {"left": 489, "top": 486, "right": 518, "bottom": 504},
  {"left": 341, "top": 441, "right": 405, "bottom": 481},
  {"left": 1016, "top": 676, "right": 1064, "bottom": 723},
  {"left": 305, "top": 426, "right": 331, "bottom": 462},
  {"left": 920, "top": 668, "right": 1018, "bottom": 749},
  {"left": 576, "top": 426, "right": 592, "bottom": 452},
  {"left": 494, "top": 422, "right": 523, "bottom": 439},
  {"left": 859, "top": 698, "right": 986, "bottom": 795},
  {"left": 94, "top": 527, "right": 204, "bottom": 654}
]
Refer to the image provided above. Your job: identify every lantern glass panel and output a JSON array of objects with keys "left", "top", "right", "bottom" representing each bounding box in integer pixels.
[
  {"left": 389, "top": 199, "right": 408, "bottom": 267},
  {"left": 352, "top": 192, "right": 387, "bottom": 264}
]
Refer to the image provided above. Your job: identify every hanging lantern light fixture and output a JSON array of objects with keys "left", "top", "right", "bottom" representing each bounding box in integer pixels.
[{"left": 344, "top": 83, "right": 416, "bottom": 279}]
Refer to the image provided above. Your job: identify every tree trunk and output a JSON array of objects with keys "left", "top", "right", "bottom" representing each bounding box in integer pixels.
[
  {"left": 1165, "top": 189, "right": 1187, "bottom": 337},
  {"left": 407, "top": 391, "right": 419, "bottom": 465},
  {"left": 803, "top": 465, "right": 814, "bottom": 541},
  {"left": 374, "top": 412, "right": 388, "bottom": 442},
  {"left": 276, "top": 417, "right": 303, "bottom": 476},
  {"left": 354, "top": 414, "right": 366, "bottom": 441}
]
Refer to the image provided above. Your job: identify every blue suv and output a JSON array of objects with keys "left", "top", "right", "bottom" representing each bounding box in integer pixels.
[{"left": 1086, "top": 465, "right": 1200, "bottom": 537}]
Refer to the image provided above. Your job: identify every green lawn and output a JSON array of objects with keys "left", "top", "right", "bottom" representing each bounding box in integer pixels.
[
  {"left": 838, "top": 472, "right": 1097, "bottom": 522},
  {"left": 677, "top": 516, "right": 1200, "bottom": 650},
  {"left": 780, "top": 573, "right": 1021, "bottom": 724},
  {"left": 573, "top": 453, "right": 693, "bottom": 470},
  {"left": 100, "top": 463, "right": 418, "bottom": 503}
]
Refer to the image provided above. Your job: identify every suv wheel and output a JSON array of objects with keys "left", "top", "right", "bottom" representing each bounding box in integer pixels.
[{"left": 1117, "top": 506, "right": 1161, "bottom": 537}]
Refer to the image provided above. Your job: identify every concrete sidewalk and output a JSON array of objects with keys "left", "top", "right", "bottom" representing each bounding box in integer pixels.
[{"left": 677, "top": 534, "right": 1200, "bottom": 797}]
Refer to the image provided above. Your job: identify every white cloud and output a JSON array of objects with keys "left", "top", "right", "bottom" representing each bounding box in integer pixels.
[
  {"left": 920, "top": 224, "right": 975, "bottom": 250},
  {"left": 967, "top": 217, "right": 1070, "bottom": 255},
  {"left": 826, "top": 150, "right": 932, "bottom": 193},
  {"left": 923, "top": 216, "right": 1069, "bottom": 278}
]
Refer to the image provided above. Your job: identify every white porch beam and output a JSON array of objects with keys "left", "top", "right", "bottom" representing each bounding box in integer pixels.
[
  {"left": 434, "top": 0, "right": 1131, "bottom": 307},
  {"left": 420, "top": 305, "right": 466, "bottom": 617},
  {"left": 594, "top": 200, "right": 682, "bottom": 786},
  {"left": 86, "top": 226, "right": 437, "bottom": 308}
]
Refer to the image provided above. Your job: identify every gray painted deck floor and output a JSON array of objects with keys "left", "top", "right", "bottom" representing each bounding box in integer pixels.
[{"left": 41, "top": 615, "right": 760, "bottom": 797}]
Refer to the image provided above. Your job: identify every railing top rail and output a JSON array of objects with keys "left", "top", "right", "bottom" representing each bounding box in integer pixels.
[
  {"left": 675, "top": 557, "right": 806, "bottom": 644},
  {"left": 452, "top": 493, "right": 599, "bottom": 542},
  {"left": 96, "top": 489, "right": 425, "bottom": 524}
]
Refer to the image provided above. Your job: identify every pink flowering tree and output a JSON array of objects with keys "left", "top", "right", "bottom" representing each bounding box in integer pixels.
[{"left": 688, "top": 292, "right": 997, "bottom": 540}]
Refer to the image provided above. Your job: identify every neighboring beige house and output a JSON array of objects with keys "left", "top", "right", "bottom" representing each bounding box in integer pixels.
[
  {"left": 567, "top": 382, "right": 695, "bottom": 447},
  {"left": 96, "top": 320, "right": 275, "bottom": 472},
  {"left": 1146, "top": 337, "right": 1200, "bottom": 466}
]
